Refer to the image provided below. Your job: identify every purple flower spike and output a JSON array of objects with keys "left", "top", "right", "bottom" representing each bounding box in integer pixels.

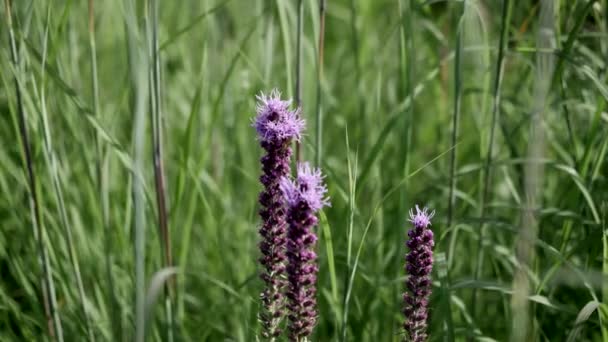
[
  {"left": 254, "top": 90, "right": 303, "bottom": 339},
  {"left": 281, "top": 163, "right": 330, "bottom": 341},
  {"left": 403, "top": 205, "right": 435, "bottom": 342}
]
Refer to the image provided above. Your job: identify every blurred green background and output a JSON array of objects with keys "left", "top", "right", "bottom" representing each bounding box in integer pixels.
[{"left": 1, "top": 0, "right": 607, "bottom": 341}]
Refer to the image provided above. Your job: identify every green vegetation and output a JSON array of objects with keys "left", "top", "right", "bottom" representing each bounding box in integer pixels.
[{"left": 1, "top": 0, "right": 607, "bottom": 340}]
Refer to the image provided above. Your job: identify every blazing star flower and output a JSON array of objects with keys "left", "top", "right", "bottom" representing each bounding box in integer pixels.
[
  {"left": 254, "top": 90, "right": 304, "bottom": 339},
  {"left": 254, "top": 90, "right": 305, "bottom": 143},
  {"left": 403, "top": 205, "right": 435, "bottom": 342},
  {"left": 280, "top": 163, "right": 330, "bottom": 341}
]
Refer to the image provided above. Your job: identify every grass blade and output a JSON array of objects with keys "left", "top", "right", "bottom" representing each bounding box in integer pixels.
[
  {"left": 472, "top": 0, "right": 513, "bottom": 319},
  {"left": 602, "top": 204, "right": 608, "bottom": 342},
  {"left": 88, "top": 1, "right": 119, "bottom": 338},
  {"left": 446, "top": 0, "right": 465, "bottom": 258},
  {"left": 5, "top": 1, "right": 63, "bottom": 339},
  {"left": 124, "top": 0, "right": 150, "bottom": 339},
  {"left": 511, "top": 1, "right": 556, "bottom": 340},
  {"left": 39, "top": 6, "right": 94, "bottom": 341},
  {"left": 295, "top": 0, "right": 304, "bottom": 161},
  {"left": 314, "top": 0, "right": 326, "bottom": 167},
  {"left": 147, "top": 0, "right": 174, "bottom": 340}
]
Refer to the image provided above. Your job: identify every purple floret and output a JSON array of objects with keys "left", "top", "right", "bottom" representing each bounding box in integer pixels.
[
  {"left": 281, "top": 163, "right": 330, "bottom": 212},
  {"left": 403, "top": 205, "right": 435, "bottom": 342},
  {"left": 281, "top": 163, "right": 330, "bottom": 341},
  {"left": 254, "top": 90, "right": 303, "bottom": 339},
  {"left": 254, "top": 90, "right": 305, "bottom": 143}
]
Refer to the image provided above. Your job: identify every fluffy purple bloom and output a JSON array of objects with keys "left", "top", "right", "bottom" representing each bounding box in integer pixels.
[
  {"left": 403, "top": 205, "right": 435, "bottom": 342},
  {"left": 254, "top": 90, "right": 303, "bottom": 339},
  {"left": 281, "top": 163, "right": 330, "bottom": 341},
  {"left": 254, "top": 90, "right": 305, "bottom": 143},
  {"left": 282, "top": 163, "right": 330, "bottom": 212}
]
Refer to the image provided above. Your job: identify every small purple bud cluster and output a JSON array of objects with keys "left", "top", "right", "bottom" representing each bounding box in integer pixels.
[
  {"left": 280, "top": 163, "right": 330, "bottom": 341},
  {"left": 254, "top": 90, "right": 304, "bottom": 339},
  {"left": 403, "top": 205, "right": 435, "bottom": 342}
]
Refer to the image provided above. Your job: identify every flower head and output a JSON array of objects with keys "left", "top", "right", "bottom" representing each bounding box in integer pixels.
[
  {"left": 281, "top": 162, "right": 330, "bottom": 212},
  {"left": 253, "top": 89, "right": 305, "bottom": 143},
  {"left": 408, "top": 205, "right": 435, "bottom": 229}
]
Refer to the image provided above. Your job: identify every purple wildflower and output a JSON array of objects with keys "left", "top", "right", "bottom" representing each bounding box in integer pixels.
[
  {"left": 280, "top": 163, "right": 330, "bottom": 341},
  {"left": 403, "top": 205, "right": 435, "bottom": 342},
  {"left": 254, "top": 90, "right": 304, "bottom": 339},
  {"left": 254, "top": 90, "right": 305, "bottom": 143}
]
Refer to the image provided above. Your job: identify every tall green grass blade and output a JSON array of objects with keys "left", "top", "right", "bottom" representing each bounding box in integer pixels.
[
  {"left": 39, "top": 6, "right": 94, "bottom": 340},
  {"left": 295, "top": 0, "right": 304, "bottom": 161},
  {"left": 340, "top": 126, "right": 356, "bottom": 342},
  {"left": 446, "top": 0, "right": 465, "bottom": 238},
  {"left": 511, "top": 1, "right": 555, "bottom": 340},
  {"left": 314, "top": 0, "right": 326, "bottom": 167},
  {"left": 276, "top": 0, "right": 293, "bottom": 96},
  {"left": 147, "top": 0, "right": 174, "bottom": 339},
  {"left": 602, "top": 204, "right": 608, "bottom": 342},
  {"left": 5, "top": 1, "right": 63, "bottom": 339},
  {"left": 436, "top": 252, "right": 455, "bottom": 342},
  {"left": 124, "top": 0, "right": 149, "bottom": 339},
  {"left": 88, "top": 0, "right": 118, "bottom": 338},
  {"left": 472, "top": 0, "right": 513, "bottom": 318}
]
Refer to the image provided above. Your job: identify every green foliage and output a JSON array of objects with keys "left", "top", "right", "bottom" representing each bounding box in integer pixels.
[{"left": 0, "top": 0, "right": 607, "bottom": 341}]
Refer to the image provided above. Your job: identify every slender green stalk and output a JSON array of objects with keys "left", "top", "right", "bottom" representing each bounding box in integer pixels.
[
  {"left": 348, "top": 0, "right": 364, "bottom": 130},
  {"left": 5, "top": 0, "right": 63, "bottom": 339},
  {"left": 397, "top": 0, "right": 424, "bottom": 338},
  {"left": 314, "top": 0, "right": 326, "bottom": 167},
  {"left": 398, "top": 0, "right": 414, "bottom": 190},
  {"left": 340, "top": 133, "right": 357, "bottom": 342},
  {"left": 39, "top": 6, "right": 94, "bottom": 341},
  {"left": 276, "top": 0, "right": 293, "bottom": 96},
  {"left": 511, "top": 1, "right": 555, "bottom": 340},
  {"left": 436, "top": 252, "right": 454, "bottom": 342},
  {"left": 148, "top": 0, "right": 174, "bottom": 340},
  {"left": 133, "top": 86, "right": 147, "bottom": 342},
  {"left": 444, "top": 4, "right": 465, "bottom": 339},
  {"left": 124, "top": 0, "right": 149, "bottom": 340},
  {"left": 88, "top": 0, "right": 119, "bottom": 338},
  {"left": 295, "top": 0, "right": 304, "bottom": 162},
  {"left": 446, "top": 0, "right": 465, "bottom": 254},
  {"left": 602, "top": 204, "right": 608, "bottom": 341},
  {"left": 471, "top": 0, "right": 513, "bottom": 319},
  {"left": 605, "top": 0, "right": 608, "bottom": 61}
]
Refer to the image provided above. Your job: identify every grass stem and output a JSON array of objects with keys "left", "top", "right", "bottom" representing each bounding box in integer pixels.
[
  {"left": 295, "top": 0, "right": 304, "bottom": 162},
  {"left": 146, "top": 0, "right": 175, "bottom": 340},
  {"left": 124, "top": 0, "right": 149, "bottom": 340},
  {"left": 38, "top": 6, "right": 94, "bottom": 341},
  {"left": 446, "top": 0, "right": 465, "bottom": 257},
  {"left": 88, "top": 0, "right": 119, "bottom": 338},
  {"left": 314, "top": 0, "right": 326, "bottom": 167},
  {"left": 511, "top": 1, "right": 555, "bottom": 340},
  {"left": 5, "top": 0, "right": 63, "bottom": 339},
  {"left": 471, "top": 0, "right": 513, "bottom": 319}
]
